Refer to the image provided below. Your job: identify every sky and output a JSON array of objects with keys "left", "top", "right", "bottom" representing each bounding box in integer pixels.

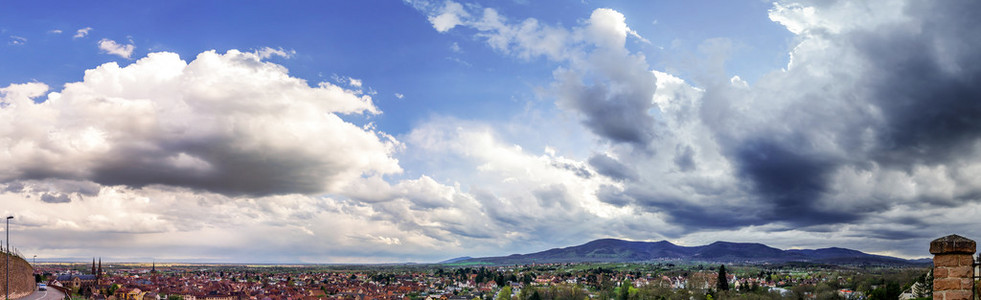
[{"left": 0, "top": 0, "right": 979, "bottom": 263}]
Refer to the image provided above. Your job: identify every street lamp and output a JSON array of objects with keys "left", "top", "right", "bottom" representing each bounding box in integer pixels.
[{"left": 5, "top": 215, "right": 12, "bottom": 300}]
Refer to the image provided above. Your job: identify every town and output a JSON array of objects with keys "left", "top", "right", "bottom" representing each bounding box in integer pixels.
[{"left": 34, "top": 260, "right": 930, "bottom": 300}]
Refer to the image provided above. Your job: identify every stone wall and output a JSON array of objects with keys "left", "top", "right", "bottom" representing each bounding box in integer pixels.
[
  {"left": 0, "top": 253, "right": 36, "bottom": 299},
  {"left": 930, "top": 235, "right": 976, "bottom": 300}
]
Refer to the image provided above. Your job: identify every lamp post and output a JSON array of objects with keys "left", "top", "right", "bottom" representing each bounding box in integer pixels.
[{"left": 5, "top": 216, "right": 12, "bottom": 300}]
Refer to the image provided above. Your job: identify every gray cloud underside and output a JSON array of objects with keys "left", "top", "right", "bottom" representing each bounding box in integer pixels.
[
  {"left": 392, "top": 0, "right": 981, "bottom": 257},
  {"left": 724, "top": 0, "right": 981, "bottom": 226},
  {"left": 566, "top": 0, "right": 981, "bottom": 237}
]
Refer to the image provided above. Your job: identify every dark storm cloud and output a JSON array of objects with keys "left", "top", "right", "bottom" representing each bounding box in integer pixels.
[
  {"left": 560, "top": 80, "right": 657, "bottom": 147},
  {"left": 620, "top": 187, "right": 767, "bottom": 229},
  {"left": 89, "top": 142, "right": 337, "bottom": 197},
  {"left": 642, "top": 199, "right": 763, "bottom": 229},
  {"left": 492, "top": 0, "right": 981, "bottom": 244},
  {"left": 732, "top": 138, "right": 858, "bottom": 225},
  {"left": 856, "top": 1, "right": 981, "bottom": 167},
  {"left": 588, "top": 153, "right": 637, "bottom": 181},
  {"left": 847, "top": 228, "right": 935, "bottom": 241},
  {"left": 552, "top": 27, "right": 659, "bottom": 149},
  {"left": 674, "top": 0, "right": 981, "bottom": 230},
  {"left": 40, "top": 192, "right": 71, "bottom": 203}
]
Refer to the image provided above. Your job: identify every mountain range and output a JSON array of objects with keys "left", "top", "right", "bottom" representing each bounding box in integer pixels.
[{"left": 449, "top": 239, "right": 930, "bottom": 266}]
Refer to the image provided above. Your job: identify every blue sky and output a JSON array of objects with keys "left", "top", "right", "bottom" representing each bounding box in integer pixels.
[
  {"left": 1, "top": 0, "right": 979, "bottom": 263},
  {"left": 1, "top": 0, "right": 792, "bottom": 136}
]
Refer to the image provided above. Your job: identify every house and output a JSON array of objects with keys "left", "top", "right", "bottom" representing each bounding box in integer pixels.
[
  {"left": 115, "top": 287, "right": 144, "bottom": 300},
  {"left": 899, "top": 282, "right": 927, "bottom": 300}
]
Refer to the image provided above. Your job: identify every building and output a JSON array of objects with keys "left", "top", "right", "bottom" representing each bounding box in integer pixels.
[{"left": 52, "top": 257, "right": 103, "bottom": 295}]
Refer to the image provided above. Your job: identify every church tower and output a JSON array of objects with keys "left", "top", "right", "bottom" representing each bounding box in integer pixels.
[{"left": 97, "top": 258, "right": 103, "bottom": 285}]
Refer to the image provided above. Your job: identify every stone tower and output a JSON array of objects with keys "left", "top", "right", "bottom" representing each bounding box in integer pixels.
[{"left": 930, "top": 235, "right": 976, "bottom": 300}]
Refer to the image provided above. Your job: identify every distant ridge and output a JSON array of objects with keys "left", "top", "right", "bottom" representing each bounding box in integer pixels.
[
  {"left": 452, "top": 238, "right": 927, "bottom": 266},
  {"left": 439, "top": 256, "right": 473, "bottom": 264}
]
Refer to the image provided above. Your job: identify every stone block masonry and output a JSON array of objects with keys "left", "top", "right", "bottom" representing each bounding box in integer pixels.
[
  {"left": 0, "top": 252, "right": 35, "bottom": 299},
  {"left": 931, "top": 235, "right": 976, "bottom": 300}
]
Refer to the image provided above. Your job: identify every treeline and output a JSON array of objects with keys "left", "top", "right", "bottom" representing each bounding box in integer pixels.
[
  {"left": 479, "top": 266, "right": 931, "bottom": 300},
  {"left": 436, "top": 267, "right": 535, "bottom": 286},
  {"left": 490, "top": 280, "right": 789, "bottom": 300}
]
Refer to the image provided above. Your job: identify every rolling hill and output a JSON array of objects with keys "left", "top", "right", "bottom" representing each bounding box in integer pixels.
[{"left": 453, "top": 238, "right": 927, "bottom": 266}]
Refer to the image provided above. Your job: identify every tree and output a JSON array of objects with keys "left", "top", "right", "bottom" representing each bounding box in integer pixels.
[
  {"left": 519, "top": 286, "right": 533, "bottom": 300},
  {"left": 496, "top": 286, "right": 512, "bottom": 300},
  {"left": 529, "top": 290, "right": 541, "bottom": 300},
  {"left": 618, "top": 279, "right": 631, "bottom": 300},
  {"left": 919, "top": 269, "right": 933, "bottom": 299},
  {"left": 716, "top": 265, "right": 729, "bottom": 292}
]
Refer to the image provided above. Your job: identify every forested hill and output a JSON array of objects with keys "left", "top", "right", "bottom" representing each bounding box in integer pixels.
[{"left": 453, "top": 239, "right": 929, "bottom": 266}]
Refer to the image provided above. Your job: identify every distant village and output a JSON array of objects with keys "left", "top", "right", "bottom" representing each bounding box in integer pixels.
[{"left": 35, "top": 260, "right": 930, "bottom": 300}]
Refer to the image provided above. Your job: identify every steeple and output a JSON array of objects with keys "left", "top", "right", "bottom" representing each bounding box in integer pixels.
[
  {"left": 91, "top": 258, "right": 96, "bottom": 275},
  {"left": 97, "top": 257, "right": 103, "bottom": 285},
  {"left": 151, "top": 261, "right": 156, "bottom": 273}
]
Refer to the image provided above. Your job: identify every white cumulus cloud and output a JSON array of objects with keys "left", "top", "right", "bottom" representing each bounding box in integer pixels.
[
  {"left": 98, "top": 38, "right": 135, "bottom": 59},
  {"left": 0, "top": 50, "right": 399, "bottom": 197},
  {"left": 428, "top": 1, "right": 469, "bottom": 32}
]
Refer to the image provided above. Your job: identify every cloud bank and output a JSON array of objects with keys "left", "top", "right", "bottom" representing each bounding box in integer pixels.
[{"left": 404, "top": 0, "right": 981, "bottom": 257}]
